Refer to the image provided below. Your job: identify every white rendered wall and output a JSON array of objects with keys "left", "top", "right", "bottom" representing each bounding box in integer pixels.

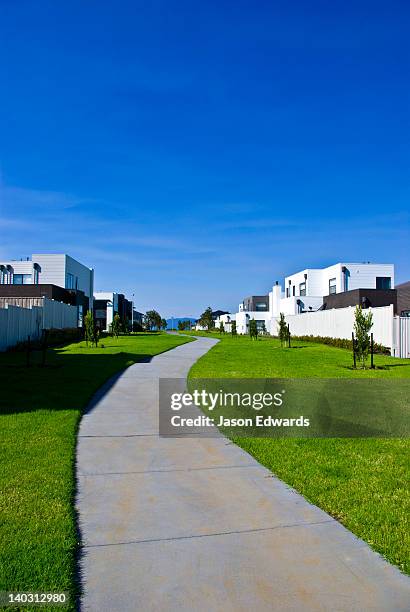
[
  {"left": 32, "top": 254, "right": 66, "bottom": 287},
  {"left": 340, "top": 263, "right": 394, "bottom": 291}
]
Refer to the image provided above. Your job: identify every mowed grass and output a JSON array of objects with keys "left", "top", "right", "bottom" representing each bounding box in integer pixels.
[
  {"left": 0, "top": 332, "right": 192, "bottom": 608},
  {"left": 188, "top": 332, "right": 410, "bottom": 574}
]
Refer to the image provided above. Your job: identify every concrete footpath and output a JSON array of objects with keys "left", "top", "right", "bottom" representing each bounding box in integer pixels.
[{"left": 76, "top": 336, "right": 410, "bottom": 611}]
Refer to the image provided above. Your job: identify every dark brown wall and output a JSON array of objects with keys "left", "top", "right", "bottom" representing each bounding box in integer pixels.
[
  {"left": 243, "top": 295, "right": 269, "bottom": 312},
  {"left": 396, "top": 281, "right": 410, "bottom": 316},
  {"left": 323, "top": 288, "right": 397, "bottom": 313},
  {"left": 0, "top": 283, "right": 89, "bottom": 315}
]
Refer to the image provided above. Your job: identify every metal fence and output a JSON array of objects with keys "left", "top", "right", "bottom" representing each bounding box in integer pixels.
[{"left": 0, "top": 298, "right": 78, "bottom": 351}]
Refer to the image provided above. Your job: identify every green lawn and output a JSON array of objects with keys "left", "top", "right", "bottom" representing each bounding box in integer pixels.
[
  {"left": 188, "top": 332, "right": 410, "bottom": 574},
  {"left": 0, "top": 332, "right": 192, "bottom": 609}
]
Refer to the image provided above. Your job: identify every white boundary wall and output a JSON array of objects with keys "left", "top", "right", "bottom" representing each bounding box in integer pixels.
[
  {"left": 0, "top": 298, "right": 78, "bottom": 351},
  {"left": 393, "top": 317, "right": 410, "bottom": 358},
  {"left": 276, "top": 305, "right": 395, "bottom": 349}
]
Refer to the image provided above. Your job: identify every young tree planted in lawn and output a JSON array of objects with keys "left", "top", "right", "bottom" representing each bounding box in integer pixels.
[
  {"left": 112, "top": 313, "right": 122, "bottom": 339},
  {"left": 161, "top": 318, "right": 168, "bottom": 331},
  {"left": 219, "top": 321, "right": 225, "bottom": 334},
  {"left": 249, "top": 318, "right": 258, "bottom": 340},
  {"left": 231, "top": 320, "right": 237, "bottom": 336},
  {"left": 277, "top": 312, "right": 289, "bottom": 347},
  {"left": 198, "top": 306, "right": 214, "bottom": 331},
  {"left": 84, "top": 310, "right": 99, "bottom": 347},
  {"left": 353, "top": 305, "right": 373, "bottom": 368}
]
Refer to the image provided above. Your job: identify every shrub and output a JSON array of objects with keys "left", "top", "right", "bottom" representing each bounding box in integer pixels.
[{"left": 288, "top": 334, "right": 389, "bottom": 355}]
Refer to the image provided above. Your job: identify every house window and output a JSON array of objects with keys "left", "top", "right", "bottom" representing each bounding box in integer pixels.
[
  {"left": 66, "top": 273, "right": 75, "bottom": 289},
  {"left": 376, "top": 277, "right": 391, "bottom": 290},
  {"left": 292, "top": 286, "right": 295, "bottom": 296},
  {"left": 256, "top": 303, "right": 267, "bottom": 310},
  {"left": 78, "top": 305, "right": 83, "bottom": 328},
  {"left": 13, "top": 274, "right": 32, "bottom": 285},
  {"left": 286, "top": 288, "right": 289, "bottom": 298},
  {"left": 299, "top": 282, "right": 306, "bottom": 296},
  {"left": 329, "top": 278, "right": 337, "bottom": 294}
]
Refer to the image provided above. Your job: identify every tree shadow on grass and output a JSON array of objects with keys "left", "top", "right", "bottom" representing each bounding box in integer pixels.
[{"left": 0, "top": 348, "right": 155, "bottom": 416}]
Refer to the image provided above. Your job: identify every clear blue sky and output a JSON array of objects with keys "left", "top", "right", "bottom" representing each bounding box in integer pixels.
[{"left": 1, "top": 1, "right": 409, "bottom": 316}]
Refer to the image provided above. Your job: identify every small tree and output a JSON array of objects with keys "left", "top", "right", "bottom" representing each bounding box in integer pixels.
[
  {"left": 84, "top": 310, "right": 93, "bottom": 346},
  {"left": 231, "top": 320, "right": 237, "bottom": 336},
  {"left": 249, "top": 318, "right": 258, "bottom": 340},
  {"left": 354, "top": 305, "right": 373, "bottom": 368},
  {"left": 161, "top": 318, "right": 168, "bottom": 331},
  {"left": 219, "top": 321, "right": 225, "bottom": 334},
  {"left": 84, "top": 311, "right": 99, "bottom": 347},
  {"left": 112, "top": 313, "right": 122, "bottom": 339},
  {"left": 198, "top": 307, "right": 214, "bottom": 331},
  {"left": 144, "top": 309, "right": 162, "bottom": 331},
  {"left": 277, "top": 313, "right": 288, "bottom": 347}
]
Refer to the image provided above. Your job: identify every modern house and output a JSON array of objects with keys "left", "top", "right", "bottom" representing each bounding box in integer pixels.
[
  {"left": 226, "top": 262, "right": 396, "bottom": 334},
  {"left": 280, "top": 262, "right": 394, "bottom": 315},
  {"left": 94, "top": 291, "right": 134, "bottom": 332},
  {"left": 0, "top": 253, "right": 94, "bottom": 326},
  {"left": 194, "top": 310, "right": 230, "bottom": 330}
]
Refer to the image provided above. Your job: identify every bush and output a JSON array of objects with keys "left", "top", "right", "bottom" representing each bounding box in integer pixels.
[{"left": 288, "top": 334, "right": 389, "bottom": 355}]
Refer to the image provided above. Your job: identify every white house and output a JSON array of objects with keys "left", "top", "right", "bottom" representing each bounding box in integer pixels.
[
  {"left": 225, "top": 262, "right": 395, "bottom": 334},
  {"left": 280, "top": 262, "right": 394, "bottom": 316},
  {"left": 93, "top": 292, "right": 119, "bottom": 331},
  {"left": 0, "top": 253, "right": 94, "bottom": 311}
]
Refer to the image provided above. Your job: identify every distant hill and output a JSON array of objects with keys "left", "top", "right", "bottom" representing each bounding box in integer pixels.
[{"left": 166, "top": 317, "right": 196, "bottom": 330}]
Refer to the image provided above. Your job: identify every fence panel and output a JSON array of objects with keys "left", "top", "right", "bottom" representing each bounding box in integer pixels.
[
  {"left": 42, "top": 298, "right": 78, "bottom": 329},
  {"left": 276, "top": 305, "right": 394, "bottom": 350},
  {"left": 0, "top": 298, "right": 78, "bottom": 351},
  {"left": 398, "top": 317, "right": 410, "bottom": 358},
  {"left": 0, "top": 305, "right": 43, "bottom": 351}
]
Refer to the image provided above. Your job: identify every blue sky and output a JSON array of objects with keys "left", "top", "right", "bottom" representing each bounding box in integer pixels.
[{"left": 0, "top": 0, "right": 409, "bottom": 317}]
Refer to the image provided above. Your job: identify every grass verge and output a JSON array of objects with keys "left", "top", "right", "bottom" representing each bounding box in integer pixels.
[
  {"left": 0, "top": 332, "right": 193, "bottom": 609},
  {"left": 188, "top": 332, "right": 410, "bottom": 574}
]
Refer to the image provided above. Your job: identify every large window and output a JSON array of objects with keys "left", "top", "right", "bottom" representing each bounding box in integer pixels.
[
  {"left": 13, "top": 274, "right": 32, "bottom": 285},
  {"left": 376, "top": 277, "right": 391, "bottom": 290},
  {"left": 299, "top": 282, "right": 306, "bottom": 296},
  {"left": 66, "top": 273, "right": 78, "bottom": 289},
  {"left": 329, "top": 278, "right": 337, "bottom": 294}
]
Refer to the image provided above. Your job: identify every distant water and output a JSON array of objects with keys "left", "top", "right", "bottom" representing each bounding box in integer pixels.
[{"left": 166, "top": 317, "right": 196, "bottom": 330}]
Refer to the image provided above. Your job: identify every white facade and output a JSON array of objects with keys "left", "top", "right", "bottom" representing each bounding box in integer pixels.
[
  {"left": 0, "top": 253, "right": 94, "bottom": 310},
  {"left": 94, "top": 291, "right": 119, "bottom": 331},
  {"left": 213, "top": 313, "right": 233, "bottom": 332},
  {"left": 227, "top": 262, "right": 395, "bottom": 335}
]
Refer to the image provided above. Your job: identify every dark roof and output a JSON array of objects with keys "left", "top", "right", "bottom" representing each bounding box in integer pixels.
[{"left": 212, "top": 310, "right": 230, "bottom": 319}]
